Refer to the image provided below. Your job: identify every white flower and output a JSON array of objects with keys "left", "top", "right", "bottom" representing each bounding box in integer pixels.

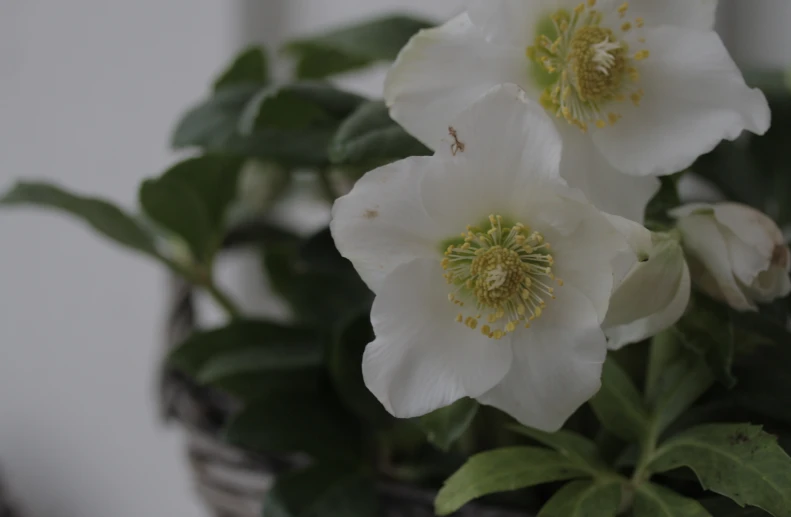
[
  {"left": 603, "top": 217, "right": 691, "bottom": 348},
  {"left": 672, "top": 203, "right": 791, "bottom": 311},
  {"left": 384, "top": 0, "right": 770, "bottom": 223},
  {"left": 331, "top": 85, "right": 630, "bottom": 431}
]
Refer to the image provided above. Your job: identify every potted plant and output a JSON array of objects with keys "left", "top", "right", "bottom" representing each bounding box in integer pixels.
[{"left": 3, "top": 4, "right": 791, "bottom": 516}]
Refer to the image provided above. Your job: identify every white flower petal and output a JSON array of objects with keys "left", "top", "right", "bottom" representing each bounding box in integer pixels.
[
  {"left": 606, "top": 261, "right": 691, "bottom": 349},
  {"left": 465, "top": 0, "right": 584, "bottom": 46},
  {"left": 560, "top": 126, "right": 660, "bottom": 222},
  {"left": 540, "top": 199, "right": 630, "bottom": 323},
  {"left": 593, "top": 26, "right": 770, "bottom": 177},
  {"left": 478, "top": 286, "right": 607, "bottom": 431},
  {"left": 713, "top": 203, "right": 780, "bottom": 256},
  {"left": 627, "top": 0, "right": 718, "bottom": 30},
  {"left": 330, "top": 157, "right": 442, "bottom": 292},
  {"left": 747, "top": 264, "right": 791, "bottom": 303},
  {"left": 385, "top": 14, "right": 525, "bottom": 150},
  {"left": 435, "top": 84, "right": 563, "bottom": 182},
  {"left": 419, "top": 85, "right": 566, "bottom": 236},
  {"left": 676, "top": 213, "right": 756, "bottom": 311},
  {"left": 722, "top": 228, "right": 771, "bottom": 286},
  {"left": 363, "top": 259, "right": 513, "bottom": 418},
  {"left": 604, "top": 238, "right": 686, "bottom": 328}
]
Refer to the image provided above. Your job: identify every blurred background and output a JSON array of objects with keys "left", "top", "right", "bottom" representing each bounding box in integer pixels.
[{"left": 0, "top": 1, "right": 788, "bottom": 516}]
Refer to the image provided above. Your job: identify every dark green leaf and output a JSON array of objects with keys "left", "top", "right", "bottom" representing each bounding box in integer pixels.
[
  {"left": 225, "top": 392, "right": 361, "bottom": 464},
  {"left": 157, "top": 155, "right": 245, "bottom": 229},
  {"left": 213, "top": 46, "right": 269, "bottom": 90},
  {"left": 634, "top": 483, "right": 712, "bottom": 517},
  {"left": 240, "top": 86, "right": 332, "bottom": 131},
  {"left": 701, "top": 497, "right": 772, "bottom": 516},
  {"left": 240, "top": 82, "right": 366, "bottom": 133},
  {"left": 417, "top": 398, "right": 478, "bottom": 452},
  {"left": 674, "top": 294, "right": 736, "bottom": 388},
  {"left": 329, "top": 100, "right": 431, "bottom": 165},
  {"left": 263, "top": 464, "right": 377, "bottom": 517},
  {"left": 648, "top": 424, "right": 791, "bottom": 516},
  {"left": 139, "top": 176, "right": 213, "bottom": 262},
  {"left": 329, "top": 314, "right": 392, "bottom": 427},
  {"left": 647, "top": 333, "right": 715, "bottom": 435},
  {"left": 508, "top": 425, "right": 606, "bottom": 474},
  {"left": 172, "top": 84, "right": 261, "bottom": 150},
  {"left": 196, "top": 344, "right": 323, "bottom": 401},
  {"left": 434, "top": 447, "right": 589, "bottom": 515},
  {"left": 167, "top": 319, "right": 318, "bottom": 375},
  {"left": 0, "top": 181, "right": 161, "bottom": 259},
  {"left": 537, "top": 480, "right": 621, "bottom": 517},
  {"left": 263, "top": 238, "right": 373, "bottom": 329},
  {"left": 589, "top": 358, "right": 650, "bottom": 441},
  {"left": 284, "top": 15, "right": 434, "bottom": 79}
]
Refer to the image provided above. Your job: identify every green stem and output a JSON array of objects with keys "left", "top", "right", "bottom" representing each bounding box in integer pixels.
[
  {"left": 620, "top": 417, "right": 660, "bottom": 514},
  {"left": 203, "top": 279, "right": 243, "bottom": 319}
]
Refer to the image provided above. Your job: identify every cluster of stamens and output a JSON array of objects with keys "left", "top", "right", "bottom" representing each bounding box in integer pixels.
[
  {"left": 526, "top": 0, "right": 650, "bottom": 132},
  {"left": 441, "top": 215, "right": 562, "bottom": 340}
]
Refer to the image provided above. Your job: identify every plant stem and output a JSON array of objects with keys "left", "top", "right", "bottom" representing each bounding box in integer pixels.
[
  {"left": 619, "top": 417, "right": 660, "bottom": 514},
  {"left": 203, "top": 279, "right": 243, "bottom": 319}
]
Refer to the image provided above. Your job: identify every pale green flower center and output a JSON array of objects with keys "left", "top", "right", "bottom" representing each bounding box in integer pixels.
[
  {"left": 527, "top": 1, "right": 650, "bottom": 132},
  {"left": 441, "top": 215, "right": 562, "bottom": 340}
]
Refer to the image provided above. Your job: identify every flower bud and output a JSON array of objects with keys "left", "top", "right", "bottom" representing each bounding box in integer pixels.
[
  {"left": 672, "top": 203, "right": 791, "bottom": 311},
  {"left": 603, "top": 217, "right": 691, "bottom": 349}
]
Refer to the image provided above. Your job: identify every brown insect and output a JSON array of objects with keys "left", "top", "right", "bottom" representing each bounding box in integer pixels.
[{"left": 449, "top": 126, "right": 465, "bottom": 156}]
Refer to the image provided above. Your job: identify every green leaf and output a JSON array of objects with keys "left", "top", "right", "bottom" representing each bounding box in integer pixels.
[
  {"left": 329, "top": 100, "right": 431, "bottom": 165},
  {"left": 139, "top": 176, "right": 213, "bottom": 262},
  {"left": 417, "top": 398, "right": 479, "bottom": 452},
  {"left": 213, "top": 46, "right": 269, "bottom": 90},
  {"left": 240, "top": 82, "right": 366, "bottom": 133},
  {"left": 263, "top": 464, "right": 377, "bottom": 517},
  {"left": 172, "top": 84, "right": 261, "bottom": 150},
  {"left": 647, "top": 334, "right": 715, "bottom": 434},
  {"left": 139, "top": 155, "right": 244, "bottom": 263},
  {"left": 167, "top": 319, "right": 318, "bottom": 374},
  {"left": 648, "top": 424, "right": 791, "bottom": 516},
  {"left": 263, "top": 232, "right": 373, "bottom": 329},
  {"left": 283, "top": 15, "right": 434, "bottom": 79},
  {"left": 674, "top": 294, "right": 736, "bottom": 388},
  {"left": 646, "top": 330, "right": 684, "bottom": 401},
  {"left": 508, "top": 425, "right": 606, "bottom": 474},
  {"left": 196, "top": 344, "right": 323, "bottom": 401},
  {"left": 434, "top": 447, "right": 589, "bottom": 515},
  {"left": 329, "top": 314, "right": 393, "bottom": 427},
  {"left": 589, "top": 358, "right": 650, "bottom": 441},
  {"left": 634, "top": 483, "right": 712, "bottom": 517},
  {"left": 537, "top": 480, "right": 621, "bottom": 517},
  {"left": 225, "top": 392, "right": 361, "bottom": 464},
  {"left": 702, "top": 497, "right": 772, "bottom": 516},
  {"left": 0, "top": 181, "right": 160, "bottom": 259}
]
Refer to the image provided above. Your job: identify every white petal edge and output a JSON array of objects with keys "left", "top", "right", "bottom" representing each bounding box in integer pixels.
[
  {"left": 593, "top": 26, "right": 770, "bottom": 177},
  {"left": 330, "top": 157, "right": 443, "bottom": 293},
  {"left": 559, "top": 125, "right": 660, "bottom": 223},
  {"left": 477, "top": 285, "right": 607, "bottom": 431},
  {"left": 385, "top": 13, "right": 525, "bottom": 150},
  {"left": 627, "top": 0, "right": 718, "bottom": 30},
  {"left": 677, "top": 213, "right": 756, "bottom": 311},
  {"left": 363, "top": 259, "right": 513, "bottom": 418},
  {"left": 606, "top": 260, "right": 692, "bottom": 349}
]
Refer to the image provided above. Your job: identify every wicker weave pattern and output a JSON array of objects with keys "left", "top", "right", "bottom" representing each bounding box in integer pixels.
[{"left": 162, "top": 277, "right": 530, "bottom": 517}]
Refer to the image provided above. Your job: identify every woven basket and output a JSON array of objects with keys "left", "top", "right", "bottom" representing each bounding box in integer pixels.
[{"left": 160, "top": 223, "right": 531, "bottom": 517}]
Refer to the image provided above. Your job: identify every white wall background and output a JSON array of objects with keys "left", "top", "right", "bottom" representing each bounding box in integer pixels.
[{"left": 0, "top": 1, "right": 787, "bottom": 516}]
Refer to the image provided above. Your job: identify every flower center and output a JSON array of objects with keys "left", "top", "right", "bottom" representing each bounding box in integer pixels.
[
  {"left": 441, "top": 215, "right": 561, "bottom": 340},
  {"left": 527, "top": 1, "right": 650, "bottom": 132}
]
